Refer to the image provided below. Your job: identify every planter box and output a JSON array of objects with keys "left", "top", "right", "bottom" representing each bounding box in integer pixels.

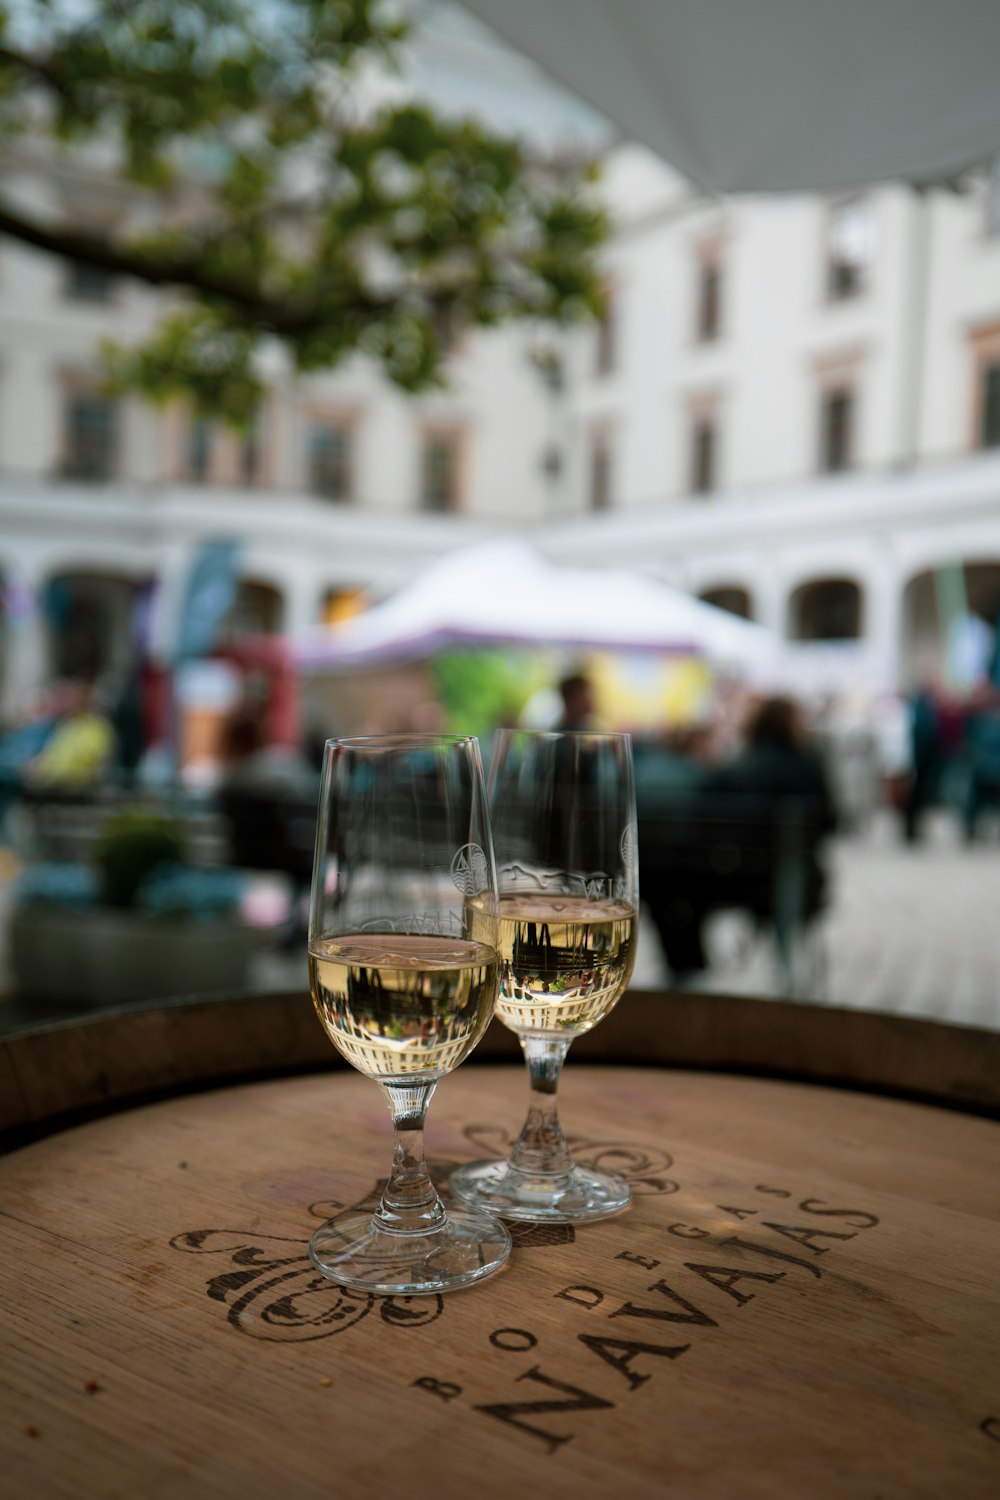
[{"left": 9, "top": 907, "right": 259, "bottom": 1005}]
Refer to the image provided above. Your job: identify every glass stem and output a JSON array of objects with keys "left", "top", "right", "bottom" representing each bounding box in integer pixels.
[
  {"left": 374, "top": 1082, "right": 447, "bottom": 1236},
  {"left": 510, "top": 1035, "right": 574, "bottom": 1178}
]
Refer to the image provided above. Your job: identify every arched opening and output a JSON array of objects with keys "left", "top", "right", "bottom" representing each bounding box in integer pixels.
[
  {"left": 42, "top": 571, "right": 142, "bottom": 683},
  {"left": 698, "top": 585, "right": 753, "bottom": 620},
  {"left": 788, "top": 578, "right": 863, "bottom": 642},
  {"left": 221, "top": 579, "right": 284, "bottom": 639},
  {"left": 962, "top": 561, "right": 1000, "bottom": 625},
  {"left": 901, "top": 561, "right": 1000, "bottom": 686}
]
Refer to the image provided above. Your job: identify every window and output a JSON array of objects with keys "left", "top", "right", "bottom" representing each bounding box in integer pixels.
[
  {"left": 45, "top": 573, "right": 137, "bottom": 680},
  {"left": 532, "top": 346, "right": 564, "bottom": 394},
  {"left": 321, "top": 588, "right": 367, "bottom": 627},
  {"left": 595, "top": 289, "right": 616, "bottom": 377},
  {"left": 182, "top": 414, "right": 262, "bottom": 487},
  {"left": 791, "top": 579, "right": 862, "bottom": 641},
  {"left": 826, "top": 198, "right": 873, "bottom": 301},
  {"left": 820, "top": 387, "right": 855, "bottom": 473},
  {"left": 187, "top": 419, "right": 213, "bottom": 483},
  {"left": 695, "top": 253, "right": 722, "bottom": 342},
  {"left": 430, "top": 302, "right": 464, "bottom": 360},
  {"left": 224, "top": 580, "right": 283, "bottom": 638},
  {"left": 309, "top": 422, "right": 353, "bottom": 502},
  {"left": 699, "top": 586, "right": 752, "bottom": 620},
  {"left": 590, "top": 430, "right": 612, "bottom": 511},
  {"left": 62, "top": 392, "right": 117, "bottom": 480},
  {"left": 968, "top": 323, "right": 1000, "bottom": 450},
  {"left": 63, "top": 259, "right": 116, "bottom": 304},
  {"left": 421, "top": 430, "right": 460, "bottom": 513},
  {"left": 540, "top": 444, "right": 563, "bottom": 482},
  {"left": 980, "top": 362, "right": 1000, "bottom": 448},
  {"left": 690, "top": 415, "right": 717, "bottom": 494},
  {"left": 240, "top": 427, "right": 259, "bottom": 487}
]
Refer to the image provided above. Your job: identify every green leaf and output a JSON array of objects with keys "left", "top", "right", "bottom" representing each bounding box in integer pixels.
[{"left": 0, "top": 0, "right": 607, "bottom": 414}]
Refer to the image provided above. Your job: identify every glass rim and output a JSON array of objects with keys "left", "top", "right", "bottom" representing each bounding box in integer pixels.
[
  {"left": 492, "top": 728, "right": 633, "bottom": 743},
  {"left": 324, "top": 733, "right": 480, "bottom": 750}
]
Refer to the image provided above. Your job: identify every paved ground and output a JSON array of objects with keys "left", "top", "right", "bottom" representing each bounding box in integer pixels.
[{"left": 2, "top": 810, "right": 998, "bottom": 1033}]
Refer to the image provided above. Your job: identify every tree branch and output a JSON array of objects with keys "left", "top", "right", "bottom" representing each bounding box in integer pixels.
[
  {"left": 0, "top": 42, "right": 77, "bottom": 103},
  {"left": 0, "top": 194, "right": 388, "bottom": 334}
]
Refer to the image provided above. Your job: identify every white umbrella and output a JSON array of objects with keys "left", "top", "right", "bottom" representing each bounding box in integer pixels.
[
  {"left": 295, "top": 539, "right": 776, "bottom": 669},
  {"left": 457, "top": 0, "right": 1000, "bottom": 192}
]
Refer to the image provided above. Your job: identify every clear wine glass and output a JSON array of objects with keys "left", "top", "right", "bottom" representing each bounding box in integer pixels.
[
  {"left": 307, "top": 734, "right": 511, "bottom": 1294},
  {"left": 451, "top": 729, "right": 638, "bottom": 1222}
]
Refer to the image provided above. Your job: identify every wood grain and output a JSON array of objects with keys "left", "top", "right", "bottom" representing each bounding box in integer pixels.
[{"left": 1, "top": 1067, "right": 998, "bottom": 1499}]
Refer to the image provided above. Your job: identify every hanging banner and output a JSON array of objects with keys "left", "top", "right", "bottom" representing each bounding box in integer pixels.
[{"left": 175, "top": 538, "right": 240, "bottom": 662}]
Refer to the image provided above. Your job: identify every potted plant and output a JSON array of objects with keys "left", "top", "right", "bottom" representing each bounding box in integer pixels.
[{"left": 8, "top": 807, "right": 260, "bottom": 1006}]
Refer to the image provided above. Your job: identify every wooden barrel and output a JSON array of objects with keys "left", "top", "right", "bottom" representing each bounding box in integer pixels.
[
  {"left": 2, "top": 1025, "right": 999, "bottom": 1497},
  {"left": 2, "top": 986, "right": 999, "bottom": 1143}
]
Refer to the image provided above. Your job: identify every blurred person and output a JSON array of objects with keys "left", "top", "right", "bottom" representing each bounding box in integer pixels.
[
  {"left": 707, "top": 695, "right": 837, "bottom": 829},
  {"left": 635, "top": 724, "right": 714, "bottom": 981},
  {"left": 108, "top": 665, "right": 147, "bottom": 788},
  {"left": 702, "top": 695, "right": 837, "bottom": 981},
  {"left": 217, "top": 701, "right": 318, "bottom": 949},
  {"left": 25, "top": 677, "right": 117, "bottom": 794},
  {"left": 218, "top": 702, "right": 316, "bottom": 799},
  {"left": 554, "top": 671, "right": 596, "bottom": 731},
  {"left": 961, "top": 684, "right": 1000, "bottom": 841},
  {"left": 634, "top": 724, "right": 712, "bottom": 800},
  {"left": 0, "top": 684, "right": 67, "bottom": 850},
  {"left": 528, "top": 670, "right": 599, "bottom": 873},
  {"left": 902, "top": 681, "right": 948, "bottom": 844}
]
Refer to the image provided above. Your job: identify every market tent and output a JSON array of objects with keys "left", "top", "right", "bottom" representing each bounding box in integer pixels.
[
  {"left": 295, "top": 540, "right": 776, "bottom": 669},
  {"left": 457, "top": 0, "right": 1000, "bottom": 192}
]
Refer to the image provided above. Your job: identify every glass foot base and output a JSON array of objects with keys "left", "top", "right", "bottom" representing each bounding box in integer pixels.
[
  {"left": 450, "top": 1159, "right": 631, "bottom": 1224},
  {"left": 308, "top": 1208, "right": 511, "bottom": 1295}
]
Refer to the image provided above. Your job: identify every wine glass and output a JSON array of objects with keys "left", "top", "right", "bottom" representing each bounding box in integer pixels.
[
  {"left": 307, "top": 734, "right": 511, "bottom": 1294},
  {"left": 451, "top": 729, "right": 638, "bottom": 1222}
]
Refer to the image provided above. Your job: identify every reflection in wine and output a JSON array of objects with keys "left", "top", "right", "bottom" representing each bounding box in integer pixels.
[
  {"left": 469, "top": 893, "right": 636, "bottom": 1035},
  {"left": 309, "top": 932, "right": 500, "bottom": 1080}
]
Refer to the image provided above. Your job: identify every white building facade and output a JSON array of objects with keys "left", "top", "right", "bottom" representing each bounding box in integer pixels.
[
  {"left": 2, "top": 140, "right": 1000, "bottom": 715},
  {"left": 552, "top": 148, "right": 1000, "bottom": 692}
]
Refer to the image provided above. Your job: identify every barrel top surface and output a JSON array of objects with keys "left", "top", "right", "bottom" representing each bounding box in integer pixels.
[{"left": 2, "top": 1066, "right": 999, "bottom": 1500}]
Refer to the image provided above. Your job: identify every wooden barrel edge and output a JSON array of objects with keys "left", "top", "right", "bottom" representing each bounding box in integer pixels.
[
  {"left": 579, "top": 990, "right": 1000, "bottom": 1118},
  {"left": 2, "top": 986, "right": 998, "bottom": 1146}
]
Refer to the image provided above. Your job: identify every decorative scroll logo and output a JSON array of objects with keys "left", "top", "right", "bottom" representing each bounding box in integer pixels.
[
  {"left": 169, "top": 1228, "right": 397, "bottom": 1340},
  {"left": 170, "top": 1131, "right": 678, "bottom": 1340},
  {"left": 451, "top": 843, "right": 489, "bottom": 896},
  {"left": 620, "top": 822, "right": 637, "bottom": 870},
  {"left": 170, "top": 1225, "right": 446, "bottom": 1340}
]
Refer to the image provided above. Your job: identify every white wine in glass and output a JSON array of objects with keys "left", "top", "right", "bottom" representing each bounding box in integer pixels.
[
  {"left": 452, "top": 730, "right": 638, "bottom": 1223},
  {"left": 307, "top": 734, "right": 511, "bottom": 1294}
]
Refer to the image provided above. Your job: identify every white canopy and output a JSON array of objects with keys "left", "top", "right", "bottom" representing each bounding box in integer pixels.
[
  {"left": 295, "top": 540, "right": 776, "bottom": 669},
  {"left": 457, "top": 0, "right": 1000, "bottom": 192}
]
